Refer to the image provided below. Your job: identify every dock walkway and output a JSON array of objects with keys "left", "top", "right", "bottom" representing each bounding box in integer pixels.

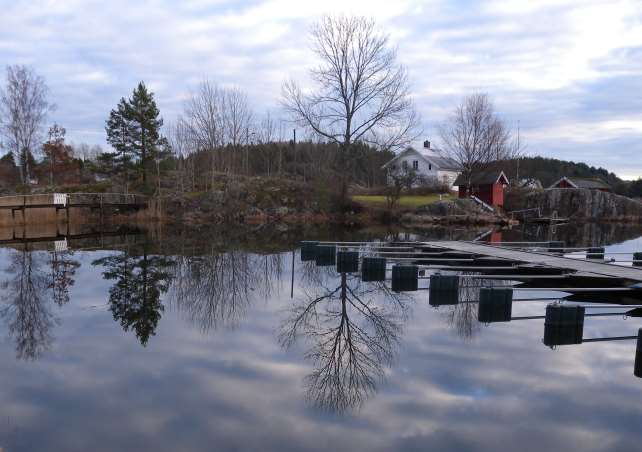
[{"left": 429, "top": 241, "right": 642, "bottom": 282}]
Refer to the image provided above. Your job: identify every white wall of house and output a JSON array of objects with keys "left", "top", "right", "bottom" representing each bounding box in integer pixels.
[
  {"left": 386, "top": 149, "right": 460, "bottom": 189},
  {"left": 388, "top": 149, "right": 439, "bottom": 178},
  {"left": 437, "top": 170, "right": 459, "bottom": 189}
]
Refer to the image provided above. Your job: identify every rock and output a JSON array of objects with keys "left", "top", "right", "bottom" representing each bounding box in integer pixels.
[
  {"left": 510, "top": 189, "right": 642, "bottom": 221},
  {"left": 275, "top": 206, "right": 293, "bottom": 216}
]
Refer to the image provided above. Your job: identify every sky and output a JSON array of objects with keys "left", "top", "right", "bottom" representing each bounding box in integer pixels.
[{"left": 1, "top": 0, "right": 642, "bottom": 178}]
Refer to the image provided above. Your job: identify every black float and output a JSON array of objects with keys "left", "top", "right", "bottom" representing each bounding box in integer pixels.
[
  {"left": 315, "top": 245, "right": 336, "bottom": 267},
  {"left": 391, "top": 264, "right": 419, "bottom": 292},
  {"left": 336, "top": 250, "right": 359, "bottom": 273},
  {"left": 587, "top": 247, "right": 605, "bottom": 260},
  {"left": 635, "top": 329, "right": 642, "bottom": 378},
  {"left": 428, "top": 274, "right": 460, "bottom": 306},
  {"left": 478, "top": 287, "right": 513, "bottom": 322},
  {"left": 543, "top": 304, "right": 585, "bottom": 346},
  {"left": 548, "top": 241, "right": 565, "bottom": 253},
  {"left": 300, "top": 241, "right": 319, "bottom": 261},
  {"left": 361, "top": 257, "right": 387, "bottom": 282}
]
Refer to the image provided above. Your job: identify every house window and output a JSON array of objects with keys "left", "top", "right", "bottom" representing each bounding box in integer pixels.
[
  {"left": 412, "top": 160, "right": 419, "bottom": 170},
  {"left": 402, "top": 161, "right": 409, "bottom": 170},
  {"left": 429, "top": 164, "right": 432, "bottom": 171}
]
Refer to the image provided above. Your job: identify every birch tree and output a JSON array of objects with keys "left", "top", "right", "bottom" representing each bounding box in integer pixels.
[{"left": 0, "top": 65, "right": 53, "bottom": 183}]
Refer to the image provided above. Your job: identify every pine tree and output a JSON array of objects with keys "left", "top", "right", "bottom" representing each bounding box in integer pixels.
[
  {"left": 124, "top": 82, "right": 163, "bottom": 185},
  {"left": 105, "top": 82, "right": 164, "bottom": 190},
  {"left": 105, "top": 97, "right": 135, "bottom": 192}
]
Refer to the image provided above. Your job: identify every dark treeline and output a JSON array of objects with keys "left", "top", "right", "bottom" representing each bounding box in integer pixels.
[
  {"left": 171, "top": 140, "right": 393, "bottom": 193},
  {"left": 497, "top": 156, "right": 642, "bottom": 196}
]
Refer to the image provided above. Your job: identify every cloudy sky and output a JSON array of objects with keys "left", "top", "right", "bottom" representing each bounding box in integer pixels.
[{"left": 2, "top": 0, "right": 642, "bottom": 178}]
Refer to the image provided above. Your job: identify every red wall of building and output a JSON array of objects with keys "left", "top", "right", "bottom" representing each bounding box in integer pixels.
[
  {"left": 492, "top": 182, "right": 504, "bottom": 206},
  {"left": 458, "top": 183, "right": 504, "bottom": 206}
]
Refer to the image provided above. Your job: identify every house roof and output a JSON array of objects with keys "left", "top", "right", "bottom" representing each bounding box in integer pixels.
[
  {"left": 382, "top": 147, "right": 461, "bottom": 171},
  {"left": 548, "top": 176, "right": 611, "bottom": 190},
  {"left": 454, "top": 170, "right": 509, "bottom": 186},
  {"left": 519, "top": 178, "right": 543, "bottom": 189}
]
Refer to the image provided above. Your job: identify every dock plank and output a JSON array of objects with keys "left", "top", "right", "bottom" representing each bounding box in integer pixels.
[{"left": 427, "top": 241, "right": 642, "bottom": 282}]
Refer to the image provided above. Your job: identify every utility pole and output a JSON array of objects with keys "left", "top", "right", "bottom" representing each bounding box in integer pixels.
[
  {"left": 516, "top": 120, "right": 521, "bottom": 182},
  {"left": 245, "top": 127, "right": 249, "bottom": 175},
  {"left": 293, "top": 128, "right": 297, "bottom": 180}
]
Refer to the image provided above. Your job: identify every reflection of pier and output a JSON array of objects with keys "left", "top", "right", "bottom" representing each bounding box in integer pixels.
[{"left": 0, "top": 224, "right": 146, "bottom": 252}]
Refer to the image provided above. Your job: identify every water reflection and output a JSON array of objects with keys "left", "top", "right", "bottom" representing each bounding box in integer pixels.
[
  {"left": 170, "top": 252, "right": 283, "bottom": 332},
  {"left": 0, "top": 247, "right": 56, "bottom": 360},
  {"left": 0, "top": 225, "right": 642, "bottom": 451},
  {"left": 280, "top": 271, "right": 409, "bottom": 412},
  {"left": 92, "top": 247, "right": 174, "bottom": 346},
  {"left": 49, "top": 249, "right": 80, "bottom": 306}
]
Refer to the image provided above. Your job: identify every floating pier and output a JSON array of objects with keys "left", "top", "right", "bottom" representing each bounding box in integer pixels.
[{"left": 299, "top": 238, "right": 642, "bottom": 377}]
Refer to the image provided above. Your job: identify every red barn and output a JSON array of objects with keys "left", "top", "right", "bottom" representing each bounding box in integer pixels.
[
  {"left": 454, "top": 170, "right": 509, "bottom": 207},
  {"left": 548, "top": 176, "right": 612, "bottom": 192}
]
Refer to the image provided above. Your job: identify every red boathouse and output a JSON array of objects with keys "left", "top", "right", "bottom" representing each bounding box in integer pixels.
[{"left": 454, "top": 170, "right": 509, "bottom": 207}]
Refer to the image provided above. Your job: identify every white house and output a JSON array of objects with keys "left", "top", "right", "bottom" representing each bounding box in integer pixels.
[{"left": 381, "top": 141, "right": 461, "bottom": 189}]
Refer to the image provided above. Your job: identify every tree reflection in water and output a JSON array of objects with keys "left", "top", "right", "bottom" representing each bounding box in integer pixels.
[
  {"left": 92, "top": 247, "right": 174, "bottom": 346},
  {"left": 170, "top": 251, "right": 283, "bottom": 332},
  {"left": 49, "top": 249, "right": 80, "bottom": 307},
  {"left": 280, "top": 271, "right": 410, "bottom": 413},
  {"left": 439, "top": 274, "right": 513, "bottom": 341},
  {"left": 0, "top": 247, "right": 55, "bottom": 360}
]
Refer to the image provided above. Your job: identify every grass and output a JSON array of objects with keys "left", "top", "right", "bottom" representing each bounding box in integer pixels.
[{"left": 352, "top": 193, "right": 451, "bottom": 208}]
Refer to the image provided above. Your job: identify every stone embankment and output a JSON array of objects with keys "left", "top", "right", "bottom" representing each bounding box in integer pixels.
[
  {"left": 401, "top": 199, "right": 511, "bottom": 227},
  {"left": 507, "top": 189, "right": 642, "bottom": 222}
]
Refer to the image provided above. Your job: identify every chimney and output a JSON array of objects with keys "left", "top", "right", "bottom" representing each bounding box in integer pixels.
[{"left": 423, "top": 140, "right": 431, "bottom": 149}]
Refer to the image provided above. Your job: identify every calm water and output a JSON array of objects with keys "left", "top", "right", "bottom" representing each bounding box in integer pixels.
[{"left": 1, "top": 223, "right": 642, "bottom": 451}]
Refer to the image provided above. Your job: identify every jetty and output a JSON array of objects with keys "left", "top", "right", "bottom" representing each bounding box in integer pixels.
[
  {"left": 299, "top": 238, "right": 642, "bottom": 374},
  {"left": 301, "top": 239, "right": 642, "bottom": 291},
  {"left": 0, "top": 193, "right": 148, "bottom": 226}
]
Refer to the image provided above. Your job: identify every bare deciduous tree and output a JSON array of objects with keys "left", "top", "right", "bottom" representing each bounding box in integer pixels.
[
  {"left": 0, "top": 65, "right": 53, "bottom": 183},
  {"left": 439, "top": 93, "right": 520, "bottom": 190},
  {"left": 183, "top": 80, "right": 225, "bottom": 183},
  {"left": 224, "top": 87, "right": 253, "bottom": 174},
  {"left": 167, "top": 118, "right": 194, "bottom": 194},
  {"left": 282, "top": 15, "right": 420, "bottom": 195}
]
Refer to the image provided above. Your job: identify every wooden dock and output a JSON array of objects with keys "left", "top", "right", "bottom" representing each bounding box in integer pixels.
[
  {"left": 0, "top": 193, "right": 148, "bottom": 226},
  {"left": 425, "top": 241, "right": 642, "bottom": 282}
]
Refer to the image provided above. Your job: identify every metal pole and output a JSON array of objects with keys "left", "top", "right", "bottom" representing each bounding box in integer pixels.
[{"left": 290, "top": 249, "right": 295, "bottom": 298}]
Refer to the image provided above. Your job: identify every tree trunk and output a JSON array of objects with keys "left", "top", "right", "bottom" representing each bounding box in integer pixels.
[{"left": 141, "top": 127, "right": 147, "bottom": 184}]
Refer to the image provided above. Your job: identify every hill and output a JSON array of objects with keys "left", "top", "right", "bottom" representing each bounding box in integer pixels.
[{"left": 495, "top": 156, "right": 640, "bottom": 196}]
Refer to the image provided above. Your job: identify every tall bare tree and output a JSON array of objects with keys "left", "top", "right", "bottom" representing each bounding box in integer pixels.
[
  {"left": 167, "top": 118, "right": 194, "bottom": 194},
  {"left": 224, "top": 87, "right": 253, "bottom": 174},
  {"left": 439, "top": 93, "right": 519, "bottom": 190},
  {"left": 0, "top": 65, "right": 53, "bottom": 183},
  {"left": 282, "top": 15, "right": 420, "bottom": 194},
  {"left": 183, "top": 80, "right": 225, "bottom": 183}
]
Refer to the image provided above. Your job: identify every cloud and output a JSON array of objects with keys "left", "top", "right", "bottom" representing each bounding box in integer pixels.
[{"left": 0, "top": 0, "right": 641, "bottom": 177}]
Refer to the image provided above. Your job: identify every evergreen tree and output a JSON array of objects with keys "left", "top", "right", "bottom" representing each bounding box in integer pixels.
[
  {"left": 105, "top": 82, "right": 164, "bottom": 189},
  {"left": 124, "top": 82, "right": 164, "bottom": 185},
  {"left": 105, "top": 97, "right": 135, "bottom": 191}
]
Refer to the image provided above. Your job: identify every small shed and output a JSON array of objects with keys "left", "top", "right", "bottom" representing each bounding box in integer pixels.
[
  {"left": 548, "top": 176, "right": 611, "bottom": 192},
  {"left": 454, "top": 170, "right": 509, "bottom": 207}
]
